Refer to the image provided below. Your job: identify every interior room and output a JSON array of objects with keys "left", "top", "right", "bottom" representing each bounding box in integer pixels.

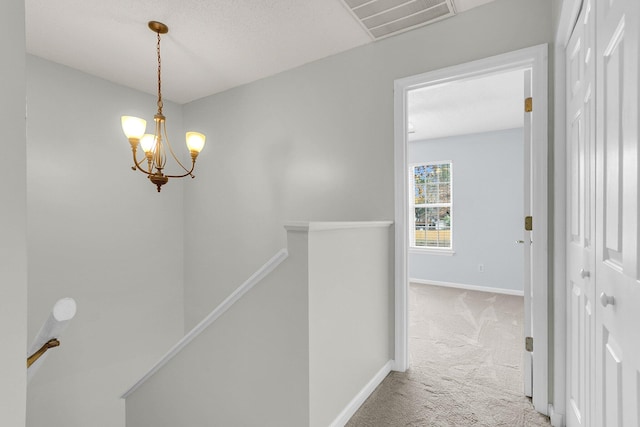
[
  {"left": 406, "top": 70, "right": 526, "bottom": 295},
  {"left": 397, "top": 69, "right": 546, "bottom": 424}
]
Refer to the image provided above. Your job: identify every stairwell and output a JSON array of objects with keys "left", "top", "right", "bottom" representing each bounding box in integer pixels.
[{"left": 123, "top": 221, "right": 393, "bottom": 427}]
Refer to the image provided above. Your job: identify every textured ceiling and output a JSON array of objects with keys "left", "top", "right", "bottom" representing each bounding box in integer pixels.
[
  {"left": 407, "top": 69, "right": 525, "bottom": 141},
  {"left": 25, "top": 0, "right": 496, "bottom": 104}
]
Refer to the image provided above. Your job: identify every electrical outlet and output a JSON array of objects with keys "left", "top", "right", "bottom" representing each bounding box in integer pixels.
[{"left": 478, "top": 264, "right": 484, "bottom": 273}]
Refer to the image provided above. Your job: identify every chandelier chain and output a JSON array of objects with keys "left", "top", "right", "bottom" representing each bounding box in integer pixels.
[{"left": 156, "top": 31, "right": 163, "bottom": 115}]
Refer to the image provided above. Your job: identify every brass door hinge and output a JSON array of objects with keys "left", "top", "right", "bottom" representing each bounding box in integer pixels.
[
  {"left": 525, "top": 216, "right": 533, "bottom": 231},
  {"left": 525, "top": 97, "right": 533, "bottom": 112},
  {"left": 525, "top": 336, "right": 533, "bottom": 352}
]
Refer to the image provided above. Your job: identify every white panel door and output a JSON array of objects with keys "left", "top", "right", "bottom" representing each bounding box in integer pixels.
[
  {"left": 595, "top": 0, "right": 640, "bottom": 425},
  {"left": 566, "top": 1, "right": 596, "bottom": 425}
]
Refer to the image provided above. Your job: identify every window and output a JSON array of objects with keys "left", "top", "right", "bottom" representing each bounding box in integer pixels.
[{"left": 410, "top": 162, "right": 452, "bottom": 249}]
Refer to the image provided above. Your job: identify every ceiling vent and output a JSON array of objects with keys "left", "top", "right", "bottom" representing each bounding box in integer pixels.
[{"left": 341, "top": 0, "right": 457, "bottom": 39}]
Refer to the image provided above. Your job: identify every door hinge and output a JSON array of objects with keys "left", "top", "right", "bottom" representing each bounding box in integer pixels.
[
  {"left": 525, "top": 216, "right": 533, "bottom": 231},
  {"left": 525, "top": 97, "right": 533, "bottom": 112},
  {"left": 525, "top": 336, "right": 533, "bottom": 352}
]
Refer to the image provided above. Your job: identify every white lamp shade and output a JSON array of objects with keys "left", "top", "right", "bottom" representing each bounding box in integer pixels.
[
  {"left": 186, "top": 131, "right": 206, "bottom": 153},
  {"left": 121, "top": 116, "right": 147, "bottom": 140},
  {"left": 140, "top": 134, "right": 157, "bottom": 153}
]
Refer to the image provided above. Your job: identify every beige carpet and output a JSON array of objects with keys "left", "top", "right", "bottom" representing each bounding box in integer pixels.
[{"left": 347, "top": 283, "right": 550, "bottom": 427}]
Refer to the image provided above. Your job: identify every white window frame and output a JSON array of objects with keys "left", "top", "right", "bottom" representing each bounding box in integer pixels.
[{"left": 408, "top": 161, "right": 454, "bottom": 255}]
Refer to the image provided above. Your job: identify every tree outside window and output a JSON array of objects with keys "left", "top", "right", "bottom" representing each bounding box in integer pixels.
[{"left": 411, "top": 162, "right": 452, "bottom": 248}]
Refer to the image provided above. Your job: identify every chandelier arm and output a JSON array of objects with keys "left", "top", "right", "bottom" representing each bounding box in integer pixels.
[
  {"left": 165, "top": 160, "right": 196, "bottom": 178},
  {"left": 131, "top": 147, "right": 153, "bottom": 176},
  {"left": 162, "top": 120, "right": 193, "bottom": 174}
]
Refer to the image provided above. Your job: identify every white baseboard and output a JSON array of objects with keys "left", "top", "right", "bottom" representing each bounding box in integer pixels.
[
  {"left": 329, "top": 360, "right": 393, "bottom": 427},
  {"left": 410, "top": 278, "right": 524, "bottom": 296},
  {"left": 548, "top": 404, "right": 565, "bottom": 427}
]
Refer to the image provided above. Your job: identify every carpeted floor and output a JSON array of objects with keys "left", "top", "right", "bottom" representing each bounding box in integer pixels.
[{"left": 346, "top": 283, "right": 551, "bottom": 427}]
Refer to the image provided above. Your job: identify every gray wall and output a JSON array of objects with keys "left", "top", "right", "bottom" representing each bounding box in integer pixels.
[
  {"left": 408, "top": 128, "right": 525, "bottom": 293},
  {"left": 127, "top": 229, "right": 311, "bottom": 427},
  {"left": 308, "top": 225, "right": 392, "bottom": 426},
  {"left": 0, "top": 0, "right": 27, "bottom": 424},
  {"left": 125, "top": 222, "right": 392, "bottom": 427},
  {"left": 26, "top": 56, "right": 185, "bottom": 427},
  {"left": 182, "top": 0, "right": 554, "bottom": 329}
]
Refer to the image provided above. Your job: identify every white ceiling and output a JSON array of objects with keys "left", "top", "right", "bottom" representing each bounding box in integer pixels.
[
  {"left": 25, "top": 0, "right": 497, "bottom": 104},
  {"left": 407, "top": 69, "right": 525, "bottom": 141}
]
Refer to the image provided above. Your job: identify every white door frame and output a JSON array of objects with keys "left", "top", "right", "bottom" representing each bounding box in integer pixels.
[
  {"left": 393, "top": 44, "right": 549, "bottom": 414},
  {"left": 552, "top": 1, "right": 584, "bottom": 425}
]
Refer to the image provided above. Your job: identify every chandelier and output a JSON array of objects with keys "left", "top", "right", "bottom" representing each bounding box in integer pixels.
[{"left": 121, "top": 21, "right": 205, "bottom": 192}]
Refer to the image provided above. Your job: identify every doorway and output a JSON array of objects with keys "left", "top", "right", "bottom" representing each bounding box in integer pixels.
[
  {"left": 405, "top": 66, "right": 528, "bottom": 396},
  {"left": 393, "top": 44, "right": 549, "bottom": 414}
]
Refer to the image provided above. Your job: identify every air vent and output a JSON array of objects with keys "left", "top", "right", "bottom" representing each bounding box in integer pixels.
[{"left": 342, "top": 0, "right": 456, "bottom": 39}]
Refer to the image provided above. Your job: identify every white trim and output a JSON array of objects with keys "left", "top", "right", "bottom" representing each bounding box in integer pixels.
[
  {"left": 548, "top": 403, "right": 565, "bottom": 427},
  {"left": 328, "top": 360, "right": 393, "bottom": 427},
  {"left": 529, "top": 43, "right": 549, "bottom": 416},
  {"left": 408, "top": 248, "right": 455, "bottom": 256},
  {"left": 121, "top": 248, "right": 289, "bottom": 399},
  {"left": 410, "top": 278, "right": 525, "bottom": 296},
  {"left": 553, "top": 0, "right": 583, "bottom": 421},
  {"left": 394, "top": 76, "right": 409, "bottom": 372},
  {"left": 284, "top": 221, "right": 393, "bottom": 232},
  {"left": 394, "top": 44, "right": 549, "bottom": 412},
  {"left": 557, "top": 0, "right": 584, "bottom": 47}
]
